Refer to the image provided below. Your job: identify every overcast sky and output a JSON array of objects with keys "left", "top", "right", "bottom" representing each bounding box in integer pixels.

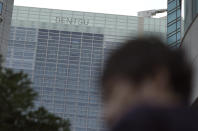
[{"left": 14, "top": 0, "right": 167, "bottom": 16}]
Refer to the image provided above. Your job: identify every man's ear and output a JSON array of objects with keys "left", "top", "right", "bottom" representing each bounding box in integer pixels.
[
  {"left": 153, "top": 69, "right": 170, "bottom": 90},
  {"left": 136, "top": 69, "right": 170, "bottom": 99},
  {"left": 138, "top": 69, "right": 181, "bottom": 106}
]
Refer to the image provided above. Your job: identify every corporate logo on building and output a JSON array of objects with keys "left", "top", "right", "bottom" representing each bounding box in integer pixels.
[{"left": 56, "top": 17, "right": 89, "bottom": 25}]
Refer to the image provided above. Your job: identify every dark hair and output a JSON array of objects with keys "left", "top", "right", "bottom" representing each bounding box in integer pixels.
[{"left": 102, "top": 37, "right": 193, "bottom": 104}]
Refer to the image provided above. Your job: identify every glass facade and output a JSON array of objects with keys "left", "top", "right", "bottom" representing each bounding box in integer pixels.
[
  {"left": 167, "top": 0, "right": 182, "bottom": 47},
  {"left": 6, "top": 27, "right": 37, "bottom": 79},
  {"left": 184, "top": 0, "right": 198, "bottom": 31},
  {"left": 6, "top": 6, "right": 167, "bottom": 131}
]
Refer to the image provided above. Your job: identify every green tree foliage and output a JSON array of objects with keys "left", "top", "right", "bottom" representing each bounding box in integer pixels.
[{"left": 0, "top": 60, "right": 70, "bottom": 131}]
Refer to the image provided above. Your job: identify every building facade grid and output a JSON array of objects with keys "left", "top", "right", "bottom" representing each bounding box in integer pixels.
[{"left": 167, "top": 0, "right": 181, "bottom": 47}]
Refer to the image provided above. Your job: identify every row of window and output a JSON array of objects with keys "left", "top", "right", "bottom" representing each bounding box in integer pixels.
[
  {"left": 35, "top": 60, "right": 102, "bottom": 66},
  {"left": 168, "top": 0, "right": 180, "bottom": 11},
  {"left": 39, "top": 94, "right": 101, "bottom": 104},
  {"left": 11, "top": 26, "right": 36, "bottom": 31},
  {"left": 35, "top": 57, "right": 102, "bottom": 62},
  {"left": 9, "top": 40, "right": 36, "bottom": 45},
  {"left": 35, "top": 59, "right": 102, "bottom": 66},
  {"left": 34, "top": 70, "right": 100, "bottom": 77},
  {"left": 37, "top": 40, "right": 103, "bottom": 45},
  {"left": 35, "top": 53, "right": 102, "bottom": 59},
  {"left": 36, "top": 48, "right": 103, "bottom": 54},
  {"left": 34, "top": 71, "right": 100, "bottom": 80},
  {"left": 36, "top": 49, "right": 102, "bottom": 55},
  {"left": 38, "top": 33, "right": 104, "bottom": 39},
  {"left": 167, "top": 32, "right": 181, "bottom": 46},
  {"left": 39, "top": 29, "right": 103, "bottom": 37},
  {"left": 167, "top": 20, "right": 181, "bottom": 34},
  {"left": 38, "top": 36, "right": 104, "bottom": 41},
  {"left": 34, "top": 66, "right": 101, "bottom": 72},
  {"left": 40, "top": 94, "right": 100, "bottom": 102},
  {"left": 40, "top": 108, "right": 100, "bottom": 118},
  {"left": 33, "top": 75, "right": 99, "bottom": 83},
  {"left": 168, "top": 9, "right": 181, "bottom": 24},
  {"left": 33, "top": 79, "right": 99, "bottom": 86}
]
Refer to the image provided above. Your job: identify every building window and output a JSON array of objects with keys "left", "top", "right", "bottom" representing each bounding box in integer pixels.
[
  {"left": 167, "top": 23, "right": 177, "bottom": 34},
  {"left": 168, "top": 11, "right": 177, "bottom": 23},
  {"left": 0, "top": 2, "right": 3, "bottom": 15},
  {"left": 168, "top": 0, "right": 177, "bottom": 11}
]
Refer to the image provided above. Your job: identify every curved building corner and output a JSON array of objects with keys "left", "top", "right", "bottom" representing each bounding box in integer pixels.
[
  {"left": 182, "top": 15, "right": 198, "bottom": 101},
  {"left": 182, "top": 0, "right": 198, "bottom": 101}
]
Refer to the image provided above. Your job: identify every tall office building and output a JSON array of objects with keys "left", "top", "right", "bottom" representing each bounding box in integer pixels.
[
  {"left": 6, "top": 6, "right": 167, "bottom": 131},
  {"left": 182, "top": 0, "right": 198, "bottom": 101},
  {"left": 0, "top": 0, "right": 14, "bottom": 57},
  {"left": 167, "top": 0, "right": 182, "bottom": 47}
]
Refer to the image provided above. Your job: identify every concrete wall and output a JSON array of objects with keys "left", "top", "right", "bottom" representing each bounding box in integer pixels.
[
  {"left": 0, "top": 0, "right": 14, "bottom": 58},
  {"left": 182, "top": 16, "right": 198, "bottom": 101}
]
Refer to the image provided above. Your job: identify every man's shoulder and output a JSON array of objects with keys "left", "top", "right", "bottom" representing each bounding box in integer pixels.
[{"left": 111, "top": 106, "right": 198, "bottom": 131}]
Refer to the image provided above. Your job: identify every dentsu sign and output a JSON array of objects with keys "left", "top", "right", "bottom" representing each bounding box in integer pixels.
[{"left": 55, "top": 16, "right": 90, "bottom": 25}]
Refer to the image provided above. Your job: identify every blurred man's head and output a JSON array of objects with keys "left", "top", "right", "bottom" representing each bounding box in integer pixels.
[{"left": 101, "top": 37, "right": 192, "bottom": 126}]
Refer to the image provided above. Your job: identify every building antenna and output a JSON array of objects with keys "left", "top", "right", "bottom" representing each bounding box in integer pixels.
[{"left": 138, "top": 9, "right": 167, "bottom": 17}]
